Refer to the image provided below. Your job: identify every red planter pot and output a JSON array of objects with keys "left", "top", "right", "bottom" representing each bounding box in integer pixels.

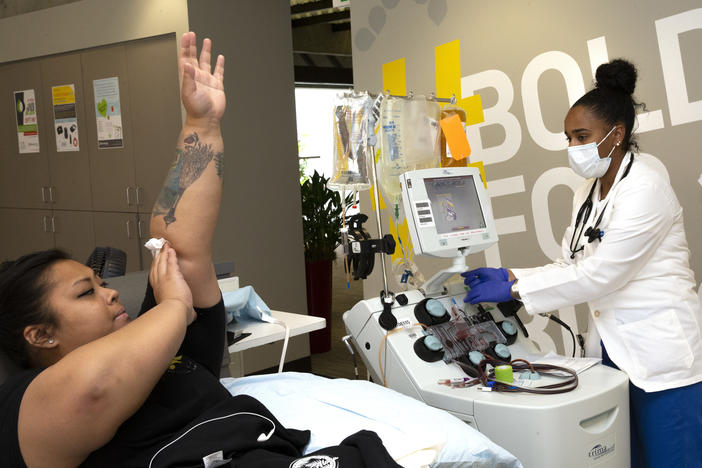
[{"left": 305, "top": 259, "right": 333, "bottom": 354}]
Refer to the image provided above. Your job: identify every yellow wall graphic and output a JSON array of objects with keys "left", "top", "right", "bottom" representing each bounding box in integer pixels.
[{"left": 435, "top": 40, "right": 485, "bottom": 125}]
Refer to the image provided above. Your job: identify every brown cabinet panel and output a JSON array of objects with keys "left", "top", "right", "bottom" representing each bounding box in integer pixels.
[
  {"left": 81, "top": 44, "right": 137, "bottom": 212},
  {"left": 126, "top": 34, "right": 181, "bottom": 214},
  {"left": 40, "top": 54, "right": 93, "bottom": 211},
  {"left": 52, "top": 210, "right": 96, "bottom": 264},
  {"left": 92, "top": 211, "right": 141, "bottom": 273},
  {"left": 0, "top": 208, "right": 54, "bottom": 262},
  {"left": 0, "top": 60, "right": 51, "bottom": 209},
  {"left": 137, "top": 213, "right": 153, "bottom": 271}
]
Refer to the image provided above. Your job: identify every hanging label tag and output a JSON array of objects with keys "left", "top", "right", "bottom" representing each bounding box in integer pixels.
[{"left": 440, "top": 114, "right": 471, "bottom": 160}]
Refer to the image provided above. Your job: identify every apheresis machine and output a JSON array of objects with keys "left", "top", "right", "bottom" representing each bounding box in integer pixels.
[{"left": 342, "top": 166, "right": 630, "bottom": 468}]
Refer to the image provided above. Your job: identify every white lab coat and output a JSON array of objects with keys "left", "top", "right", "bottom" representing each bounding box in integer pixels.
[{"left": 512, "top": 152, "right": 702, "bottom": 392}]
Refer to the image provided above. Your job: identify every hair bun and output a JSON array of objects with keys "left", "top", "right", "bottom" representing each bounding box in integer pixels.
[{"left": 595, "top": 59, "right": 637, "bottom": 95}]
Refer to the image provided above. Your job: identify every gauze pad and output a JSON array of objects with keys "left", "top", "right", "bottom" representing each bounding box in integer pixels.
[{"left": 144, "top": 237, "right": 167, "bottom": 258}]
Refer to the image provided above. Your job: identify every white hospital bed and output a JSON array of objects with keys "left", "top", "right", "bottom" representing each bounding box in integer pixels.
[{"left": 221, "top": 372, "right": 521, "bottom": 468}]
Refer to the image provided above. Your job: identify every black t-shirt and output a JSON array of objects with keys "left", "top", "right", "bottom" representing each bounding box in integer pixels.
[
  {"left": 0, "top": 282, "right": 238, "bottom": 467},
  {"left": 0, "top": 368, "right": 42, "bottom": 467},
  {"left": 82, "top": 283, "right": 239, "bottom": 466}
]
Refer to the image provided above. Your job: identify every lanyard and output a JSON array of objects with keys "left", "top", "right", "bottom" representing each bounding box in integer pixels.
[{"left": 568, "top": 155, "right": 634, "bottom": 259}]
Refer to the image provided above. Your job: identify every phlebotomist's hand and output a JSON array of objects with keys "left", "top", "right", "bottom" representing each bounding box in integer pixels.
[
  {"left": 461, "top": 267, "right": 509, "bottom": 286},
  {"left": 463, "top": 280, "right": 514, "bottom": 304},
  {"left": 462, "top": 267, "right": 514, "bottom": 304},
  {"left": 179, "top": 31, "right": 226, "bottom": 127}
]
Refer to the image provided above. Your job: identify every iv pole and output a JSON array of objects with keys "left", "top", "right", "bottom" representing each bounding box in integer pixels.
[
  {"left": 366, "top": 91, "right": 457, "bottom": 330},
  {"left": 367, "top": 93, "right": 396, "bottom": 330}
]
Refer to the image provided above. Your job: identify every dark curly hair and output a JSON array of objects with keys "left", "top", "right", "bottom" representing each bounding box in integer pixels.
[
  {"left": 0, "top": 249, "right": 68, "bottom": 369},
  {"left": 573, "top": 58, "right": 645, "bottom": 153}
]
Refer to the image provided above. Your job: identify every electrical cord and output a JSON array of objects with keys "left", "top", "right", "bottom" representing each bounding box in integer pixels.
[
  {"left": 543, "top": 312, "right": 578, "bottom": 358},
  {"left": 577, "top": 334, "right": 586, "bottom": 357},
  {"left": 275, "top": 319, "right": 290, "bottom": 373},
  {"left": 260, "top": 314, "right": 289, "bottom": 373},
  {"left": 341, "top": 334, "right": 359, "bottom": 379}
]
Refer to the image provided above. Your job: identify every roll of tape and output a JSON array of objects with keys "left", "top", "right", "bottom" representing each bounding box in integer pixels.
[{"left": 494, "top": 364, "right": 513, "bottom": 383}]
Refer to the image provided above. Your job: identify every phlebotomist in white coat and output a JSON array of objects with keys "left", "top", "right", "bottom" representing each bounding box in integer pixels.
[{"left": 462, "top": 59, "right": 702, "bottom": 468}]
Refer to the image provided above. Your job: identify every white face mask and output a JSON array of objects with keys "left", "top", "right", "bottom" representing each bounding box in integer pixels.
[{"left": 567, "top": 126, "right": 618, "bottom": 179}]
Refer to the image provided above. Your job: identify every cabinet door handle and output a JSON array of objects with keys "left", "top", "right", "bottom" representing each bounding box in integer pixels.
[
  {"left": 136, "top": 186, "right": 143, "bottom": 206},
  {"left": 126, "top": 220, "right": 133, "bottom": 238},
  {"left": 51, "top": 216, "right": 56, "bottom": 233},
  {"left": 41, "top": 187, "right": 47, "bottom": 203},
  {"left": 137, "top": 219, "right": 143, "bottom": 239},
  {"left": 126, "top": 186, "right": 132, "bottom": 206},
  {"left": 49, "top": 186, "right": 55, "bottom": 203},
  {"left": 43, "top": 216, "right": 48, "bottom": 232}
]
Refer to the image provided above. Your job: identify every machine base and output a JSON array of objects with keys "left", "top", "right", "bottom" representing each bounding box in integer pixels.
[{"left": 343, "top": 287, "right": 630, "bottom": 468}]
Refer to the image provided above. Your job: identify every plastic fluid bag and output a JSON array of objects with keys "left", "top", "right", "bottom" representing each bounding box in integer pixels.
[
  {"left": 403, "top": 96, "right": 441, "bottom": 168},
  {"left": 378, "top": 95, "right": 440, "bottom": 203},
  {"left": 328, "top": 91, "right": 373, "bottom": 192}
]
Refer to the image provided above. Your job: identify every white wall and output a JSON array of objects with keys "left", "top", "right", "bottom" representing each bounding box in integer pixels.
[{"left": 350, "top": 1, "right": 702, "bottom": 354}]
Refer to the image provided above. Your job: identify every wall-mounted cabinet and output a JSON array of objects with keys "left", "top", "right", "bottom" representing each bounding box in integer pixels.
[
  {"left": 0, "top": 34, "right": 180, "bottom": 271},
  {"left": 41, "top": 52, "right": 93, "bottom": 211},
  {"left": 0, "top": 60, "right": 51, "bottom": 210},
  {"left": 92, "top": 211, "right": 148, "bottom": 273},
  {"left": 0, "top": 208, "right": 95, "bottom": 264}
]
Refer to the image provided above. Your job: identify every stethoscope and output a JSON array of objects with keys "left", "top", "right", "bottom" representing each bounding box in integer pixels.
[{"left": 568, "top": 155, "right": 634, "bottom": 259}]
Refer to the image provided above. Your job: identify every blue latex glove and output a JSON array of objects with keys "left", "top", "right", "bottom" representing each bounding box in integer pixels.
[
  {"left": 464, "top": 279, "right": 515, "bottom": 304},
  {"left": 461, "top": 267, "right": 509, "bottom": 289}
]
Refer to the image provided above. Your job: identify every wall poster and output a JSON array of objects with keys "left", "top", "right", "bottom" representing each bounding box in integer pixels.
[
  {"left": 51, "top": 84, "right": 80, "bottom": 152},
  {"left": 93, "top": 77, "right": 124, "bottom": 149},
  {"left": 13, "top": 89, "right": 40, "bottom": 154}
]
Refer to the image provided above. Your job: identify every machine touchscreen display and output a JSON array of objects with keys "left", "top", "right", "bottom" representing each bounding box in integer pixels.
[{"left": 423, "top": 175, "right": 486, "bottom": 235}]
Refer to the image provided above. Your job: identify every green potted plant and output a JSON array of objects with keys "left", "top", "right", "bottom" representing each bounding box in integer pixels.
[{"left": 300, "top": 170, "right": 350, "bottom": 353}]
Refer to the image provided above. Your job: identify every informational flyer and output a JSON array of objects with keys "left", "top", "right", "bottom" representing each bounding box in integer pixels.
[
  {"left": 14, "top": 89, "right": 40, "bottom": 154},
  {"left": 52, "top": 84, "right": 80, "bottom": 152},
  {"left": 93, "top": 77, "right": 123, "bottom": 149}
]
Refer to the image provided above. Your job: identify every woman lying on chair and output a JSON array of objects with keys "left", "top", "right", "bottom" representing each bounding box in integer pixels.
[{"left": 0, "top": 33, "right": 402, "bottom": 468}]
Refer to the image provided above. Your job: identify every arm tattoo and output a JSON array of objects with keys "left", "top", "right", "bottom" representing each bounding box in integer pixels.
[
  {"left": 152, "top": 132, "right": 220, "bottom": 227},
  {"left": 214, "top": 151, "right": 224, "bottom": 177}
]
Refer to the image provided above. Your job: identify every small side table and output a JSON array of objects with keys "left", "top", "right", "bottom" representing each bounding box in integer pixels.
[{"left": 225, "top": 311, "right": 326, "bottom": 376}]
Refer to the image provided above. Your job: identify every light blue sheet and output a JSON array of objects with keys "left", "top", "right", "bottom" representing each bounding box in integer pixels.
[{"left": 221, "top": 372, "right": 522, "bottom": 468}]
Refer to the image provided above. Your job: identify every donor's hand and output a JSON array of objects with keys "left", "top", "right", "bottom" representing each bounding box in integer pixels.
[
  {"left": 150, "top": 244, "right": 196, "bottom": 324},
  {"left": 179, "top": 31, "right": 225, "bottom": 128}
]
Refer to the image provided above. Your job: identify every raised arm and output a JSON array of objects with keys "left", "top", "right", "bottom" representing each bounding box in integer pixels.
[{"left": 151, "top": 32, "right": 225, "bottom": 308}]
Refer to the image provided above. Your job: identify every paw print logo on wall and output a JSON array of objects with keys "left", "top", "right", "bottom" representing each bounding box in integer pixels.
[{"left": 355, "top": 0, "right": 448, "bottom": 51}]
